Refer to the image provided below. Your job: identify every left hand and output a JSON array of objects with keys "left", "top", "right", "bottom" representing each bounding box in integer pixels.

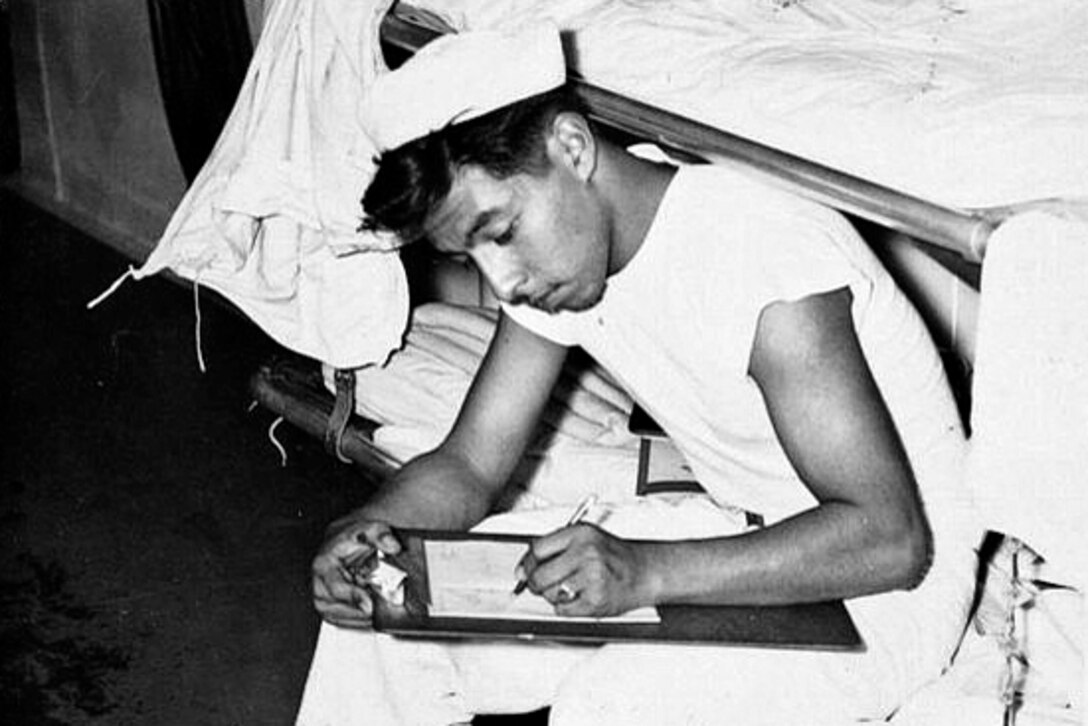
[{"left": 516, "top": 524, "right": 655, "bottom": 617}]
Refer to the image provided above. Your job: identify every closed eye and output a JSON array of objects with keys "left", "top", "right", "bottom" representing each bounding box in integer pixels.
[{"left": 493, "top": 220, "right": 518, "bottom": 246}]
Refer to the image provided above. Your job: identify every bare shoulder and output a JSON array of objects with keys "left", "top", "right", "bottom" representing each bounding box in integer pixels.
[{"left": 748, "top": 286, "right": 860, "bottom": 382}]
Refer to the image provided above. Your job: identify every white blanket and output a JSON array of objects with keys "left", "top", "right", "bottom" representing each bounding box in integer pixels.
[
  {"left": 965, "top": 211, "right": 1088, "bottom": 589},
  {"left": 416, "top": 0, "right": 1088, "bottom": 210}
]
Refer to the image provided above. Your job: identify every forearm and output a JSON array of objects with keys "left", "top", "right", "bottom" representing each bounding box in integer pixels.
[
  {"left": 643, "top": 501, "right": 931, "bottom": 607},
  {"left": 354, "top": 448, "right": 503, "bottom": 532},
  {"left": 348, "top": 314, "right": 563, "bottom": 533}
]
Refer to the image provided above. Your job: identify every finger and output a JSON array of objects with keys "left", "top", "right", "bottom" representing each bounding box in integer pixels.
[
  {"left": 538, "top": 563, "right": 584, "bottom": 603},
  {"left": 315, "top": 591, "right": 372, "bottom": 618},
  {"left": 314, "top": 550, "right": 357, "bottom": 585},
  {"left": 323, "top": 575, "right": 372, "bottom": 610},
  {"left": 315, "top": 557, "right": 378, "bottom": 609},
  {"left": 521, "top": 529, "right": 583, "bottom": 590},
  {"left": 312, "top": 565, "right": 353, "bottom": 601},
  {"left": 529, "top": 526, "right": 579, "bottom": 562},
  {"left": 552, "top": 579, "right": 615, "bottom": 618},
  {"left": 557, "top": 580, "right": 580, "bottom": 605},
  {"left": 527, "top": 547, "right": 584, "bottom": 596},
  {"left": 325, "top": 526, "right": 398, "bottom": 585},
  {"left": 513, "top": 548, "right": 537, "bottom": 587},
  {"left": 312, "top": 569, "right": 334, "bottom": 602},
  {"left": 553, "top": 598, "right": 590, "bottom": 618},
  {"left": 314, "top": 592, "right": 373, "bottom": 625},
  {"left": 314, "top": 578, "right": 374, "bottom": 621},
  {"left": 358, "top": 521, "right": 402, "bottom": 555},
  {"left": 341, "top": 549, "right": 379, "bottom": 581},
  {"left": 547, "top": 579, "right": 605, "bottom": 620},
  {"left": 320, "top": 526, "right": 395, "bottom": 587},
  {"left": 327, "top": 530, "right": 374, "bottom": 561}
]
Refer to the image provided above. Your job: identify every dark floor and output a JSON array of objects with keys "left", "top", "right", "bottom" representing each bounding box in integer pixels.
[{"left": 0, "top": 189, "right": 382, "bottom": 725}]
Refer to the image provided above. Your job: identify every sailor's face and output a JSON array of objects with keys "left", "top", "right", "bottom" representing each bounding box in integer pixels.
[{"left": 425, "top": 162, "right": 611, "bottom": 314}]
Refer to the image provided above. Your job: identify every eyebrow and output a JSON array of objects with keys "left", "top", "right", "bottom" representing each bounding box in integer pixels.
[{"left": 464, "top": 209, "right": 499, "bottom": 247}]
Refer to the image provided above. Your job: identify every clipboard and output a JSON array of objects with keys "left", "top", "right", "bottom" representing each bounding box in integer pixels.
[{"left": 373, "top": 529, "right": 864, "bottom": 651}]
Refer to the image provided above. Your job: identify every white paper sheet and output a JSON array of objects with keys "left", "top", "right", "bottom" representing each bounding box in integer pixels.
[{"left": 424, "top": 539, "right": 660, "bottom": 623}]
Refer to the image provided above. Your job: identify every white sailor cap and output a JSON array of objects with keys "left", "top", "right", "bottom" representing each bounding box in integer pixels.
[{"left": 361, "top": 24, "right": 566, "bottom": 152}]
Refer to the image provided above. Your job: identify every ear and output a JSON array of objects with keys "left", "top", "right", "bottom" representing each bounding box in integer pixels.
[{"left": 547, "top": 112, "right": 597, "bottom": 182}]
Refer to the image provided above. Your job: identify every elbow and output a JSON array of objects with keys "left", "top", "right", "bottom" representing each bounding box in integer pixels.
[
  {"left": 856, "top": 501, "right": 933, "bottom": 593},
  {"left": 884, "top": 515, "right": 933, "bottom": 591}
]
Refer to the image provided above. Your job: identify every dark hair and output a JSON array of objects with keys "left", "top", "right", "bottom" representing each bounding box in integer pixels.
[{"left": 360, "top": 84, "right": 588, "bottom": 242}]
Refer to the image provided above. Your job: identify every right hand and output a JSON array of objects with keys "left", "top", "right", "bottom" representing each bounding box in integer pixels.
[{"left": 311, "top": 512, "right": 402, "bottom": 628}]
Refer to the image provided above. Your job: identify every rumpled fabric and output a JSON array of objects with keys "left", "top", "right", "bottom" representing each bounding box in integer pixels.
[
  {"left": 416, "top": 0, "right": 1088, "bottom": 209},
  {"left": 892, "top": 538, "right": 1083, "bottom": 725},
  {"left": 965, "top": 211, "right": 1088, "bottom": 590},
  {"left": 133, "top": 0, "right": 408, "bottom": 369}
]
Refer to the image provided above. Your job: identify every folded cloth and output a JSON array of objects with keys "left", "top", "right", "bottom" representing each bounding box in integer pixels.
[{"left": 965, "top": 210, "right": 1088, "bottom": 589}]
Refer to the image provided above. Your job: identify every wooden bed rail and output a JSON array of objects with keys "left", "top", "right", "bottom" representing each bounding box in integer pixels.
[{"left": 380, "top": 8, "right": 999, "bottom": 263}]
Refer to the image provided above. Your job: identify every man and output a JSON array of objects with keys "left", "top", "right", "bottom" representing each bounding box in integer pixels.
[{"left": 298, "top": 24, "right": 980, "bottom": 725}]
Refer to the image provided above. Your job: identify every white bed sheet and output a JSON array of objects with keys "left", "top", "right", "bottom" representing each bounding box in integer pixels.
[{"left": 413, "top": 0, "right": 1088, "bottom": 210}]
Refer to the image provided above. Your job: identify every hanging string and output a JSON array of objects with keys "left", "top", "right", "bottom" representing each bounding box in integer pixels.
[
  {"left": 192, "top": 274, "right": 207, "bottom": 374},
  {"left": 268, "top": 416, "right": 288, "bottom": 467},
  {"left": 90, "top": 264, "right": 210, "bottom": 375},
  {"left": 86, "top": 266, "right": 137, "bottom": 309}
]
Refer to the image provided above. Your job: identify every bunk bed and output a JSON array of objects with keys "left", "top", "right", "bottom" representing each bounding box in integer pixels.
[{"left": 124, "top": 0, "right": 1083, "bottom": 722}]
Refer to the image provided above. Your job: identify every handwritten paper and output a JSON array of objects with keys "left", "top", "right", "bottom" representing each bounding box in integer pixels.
[{"left": 424, "top": 539, "right": 660, "bottom": 623}]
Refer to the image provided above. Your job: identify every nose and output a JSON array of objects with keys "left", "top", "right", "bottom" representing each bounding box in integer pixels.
[{"left": 472, "top": 246, "right": 528, "bottom": 303}]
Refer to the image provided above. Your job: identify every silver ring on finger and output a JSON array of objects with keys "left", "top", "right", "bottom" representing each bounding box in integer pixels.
[{"left": 557, "top": 581, "right": 578, "bottom": 603}]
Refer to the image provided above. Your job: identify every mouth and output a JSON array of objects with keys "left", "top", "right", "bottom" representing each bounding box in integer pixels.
[{"left": 529, "top": 286, "right": 562, "bottom": 313}]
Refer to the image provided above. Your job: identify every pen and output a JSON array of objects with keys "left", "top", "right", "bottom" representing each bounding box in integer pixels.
[{"left": 512, "top": 494, "right": 598, "bottom": 596}]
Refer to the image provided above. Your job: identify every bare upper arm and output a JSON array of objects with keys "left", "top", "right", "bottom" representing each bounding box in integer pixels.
[
  {"left": 747, "top": 288, "right": 926, "bottom": 532},
  {"left": 443, "top": 311, "right": 569, "bottom": 489}
]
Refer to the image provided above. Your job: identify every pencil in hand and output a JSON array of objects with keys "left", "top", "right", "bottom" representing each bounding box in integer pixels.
[{"left": 511, "top": 495, "right": 598, "bottom": 596}]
